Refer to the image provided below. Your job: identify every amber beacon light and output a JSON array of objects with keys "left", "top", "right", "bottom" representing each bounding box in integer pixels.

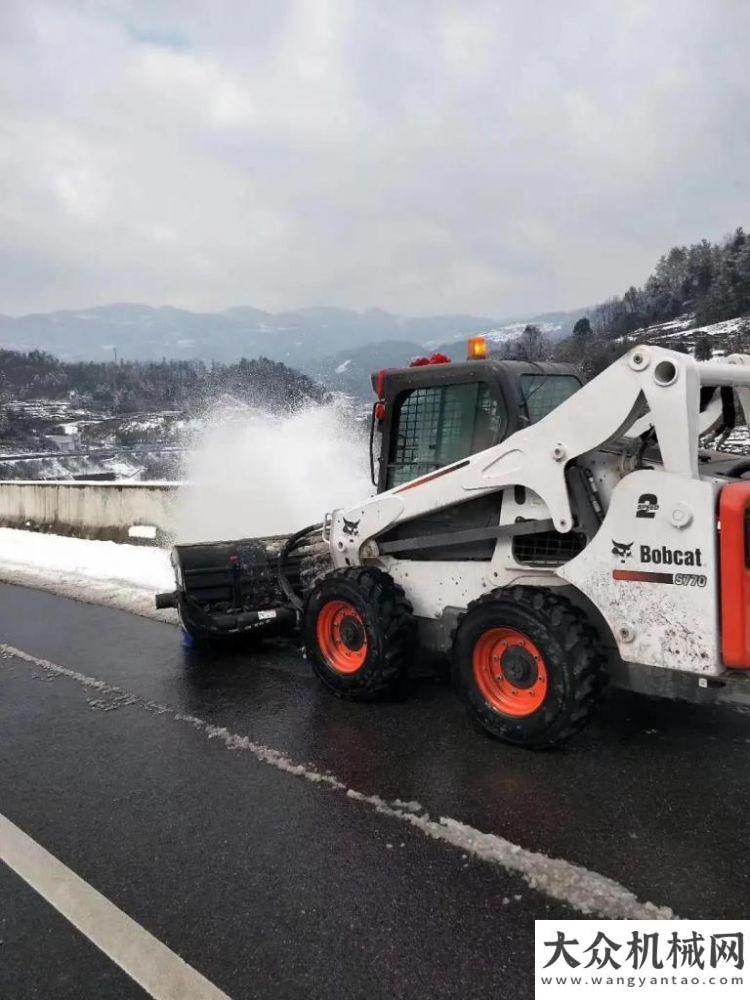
[{"left": 467, "top": 335, "right": 488, "bottom": 360}]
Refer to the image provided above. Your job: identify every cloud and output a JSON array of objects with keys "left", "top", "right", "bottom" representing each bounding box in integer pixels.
[{"left": 0, "top": 0, "right": 748, "bottom": 317}]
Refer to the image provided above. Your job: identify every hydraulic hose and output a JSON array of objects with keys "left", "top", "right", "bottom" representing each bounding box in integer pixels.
[{"left": 278, "top": 522, "right": 323, "bottom": 610}]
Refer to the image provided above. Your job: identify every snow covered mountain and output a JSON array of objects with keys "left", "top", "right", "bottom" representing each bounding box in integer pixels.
[
  {"left": 313, "top": 311, "right": 583, "bottom": 396},
  {"left": 0, "top": 302, "right": 583, "bottom": 397}
]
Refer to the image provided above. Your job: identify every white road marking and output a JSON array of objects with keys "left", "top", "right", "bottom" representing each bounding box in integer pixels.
[
  {"left": 0, "top": 812, "right": 231, "bottom": 1000},
  {"left": 0, "top": 642, "right": 674, "bottom": 920}
]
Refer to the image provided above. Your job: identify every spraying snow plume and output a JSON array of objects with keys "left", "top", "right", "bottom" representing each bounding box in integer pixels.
[{"left": 174, "top": 400, "right": 373, "bottom": 543}]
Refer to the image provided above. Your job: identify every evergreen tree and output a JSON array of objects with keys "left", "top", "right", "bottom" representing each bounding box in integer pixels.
[
  {"left": 591, "top": 227, "right": 750, "bottom": 339},
  {"left": 572, "top": 317, "right": 593, "bottom": 338}
]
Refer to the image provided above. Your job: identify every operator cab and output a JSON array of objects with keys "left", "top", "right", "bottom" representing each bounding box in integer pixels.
[{"left": 370, "top": 338, "right": 582, "bottom": 494}]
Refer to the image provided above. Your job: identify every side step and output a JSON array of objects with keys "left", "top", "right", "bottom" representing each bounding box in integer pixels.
[{"left": 611, "top": 658, "right": 750, "bottom": 708}]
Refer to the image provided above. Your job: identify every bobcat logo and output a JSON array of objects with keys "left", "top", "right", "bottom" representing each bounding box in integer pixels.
[
  {"left": 612, "top": 540, "right": 634, "bottom": 563},
  {"left": 342, "top": 517, "right": 361, "bottom": 538}
]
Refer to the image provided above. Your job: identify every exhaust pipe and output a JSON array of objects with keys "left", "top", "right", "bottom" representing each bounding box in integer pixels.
[{"left": 155, "top": 591, "right": 178, "bottom": 610}]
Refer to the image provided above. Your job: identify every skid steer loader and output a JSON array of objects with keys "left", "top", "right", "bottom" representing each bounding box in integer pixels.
[{"left": 157, "top": 340, "right": 750, "bottom": 747}]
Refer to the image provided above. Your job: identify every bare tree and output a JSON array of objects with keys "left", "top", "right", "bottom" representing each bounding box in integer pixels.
[{"left": 514, "top": 324, "right": 549, "bottom": 362}]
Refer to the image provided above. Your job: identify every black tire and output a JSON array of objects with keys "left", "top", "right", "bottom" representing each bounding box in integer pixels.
[
  {"left": 452, "top": 586, "right": 605, "bottom": 749},
  {"left": 304, "top": 567, "right": 415, "bottom": 700}
]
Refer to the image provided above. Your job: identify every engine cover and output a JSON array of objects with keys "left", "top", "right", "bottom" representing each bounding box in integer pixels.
[{"left": 558, "top": 469, "right": 722, "bottom": 675}]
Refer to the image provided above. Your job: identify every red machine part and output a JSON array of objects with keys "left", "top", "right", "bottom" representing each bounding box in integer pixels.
[
  {"left": 720, "top": 482, "right": 750, "bottom": 668},
  {"left": 409, "top": 352, "right": 452, "bottom": 367},
  {"left": 373, "top": 368, "right": 389, "bottom": 422},
  {"left": 472, "top": 626, "right": 549, "bottom": 717}
]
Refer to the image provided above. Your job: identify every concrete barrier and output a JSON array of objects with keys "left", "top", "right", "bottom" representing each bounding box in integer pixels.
[{"left": 0, "top": 481, "right": 180, "bottom": 543}]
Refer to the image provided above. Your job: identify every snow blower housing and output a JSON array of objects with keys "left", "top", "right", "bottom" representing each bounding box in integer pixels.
[{"left": 158, "top": 340, "right": 750, "bottom": 747}]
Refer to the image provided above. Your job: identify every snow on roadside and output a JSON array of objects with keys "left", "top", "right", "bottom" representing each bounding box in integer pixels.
[{"left": 0, "top": 528, "right": 177, "bottom": 623}]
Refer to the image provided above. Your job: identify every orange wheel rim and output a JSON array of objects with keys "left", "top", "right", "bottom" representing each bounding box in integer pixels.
[
  {"left": 316, "top": 600, "right": 368, "bottom": 674},
  {"left": 472, "top": 627, "right": 548, "bottom": 718}
]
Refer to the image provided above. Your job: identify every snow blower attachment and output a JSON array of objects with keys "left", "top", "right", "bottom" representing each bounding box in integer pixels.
[
  {"left": 156, "top": 525, "right": 331, "bottom": 642},
  {"left": 159, "top": 341, "right": 750, "bottom": 747}
]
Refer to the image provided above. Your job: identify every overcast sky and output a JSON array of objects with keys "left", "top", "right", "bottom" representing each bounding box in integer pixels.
[{"left": 1, "top": 0, "right": 748, "bottom": 318}]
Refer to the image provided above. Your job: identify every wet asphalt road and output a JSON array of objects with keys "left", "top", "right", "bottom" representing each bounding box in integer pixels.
[{"left": 0, "top": 582, "right": 749, "bottom": 999}]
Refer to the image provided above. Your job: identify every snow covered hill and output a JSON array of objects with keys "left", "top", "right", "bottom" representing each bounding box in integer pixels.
[
  {"left": 618, "top": 313, "right": 749, "bottom": 355},
  {"left": 314, "top": 312, "right": 584, "bottom": 398},
  {"left": 0, "top": 303, "right": 530, "bottom": 366}
]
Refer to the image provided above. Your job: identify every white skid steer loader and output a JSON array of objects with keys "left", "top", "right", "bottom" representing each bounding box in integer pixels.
[{"left": 157, "top": 341, "right": 750, "bottom": 748}]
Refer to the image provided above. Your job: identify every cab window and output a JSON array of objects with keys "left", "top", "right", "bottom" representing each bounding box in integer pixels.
[
  {"left": 387, "top": 381, "right": 507, "bottom": 489},
  {"left": 520, "top": 374, "right": 581, "bottom": 423}
]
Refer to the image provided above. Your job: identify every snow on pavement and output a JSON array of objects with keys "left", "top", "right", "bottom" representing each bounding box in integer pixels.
[{"left": 0, "top": 528, "right": 176, "bottom": 622}]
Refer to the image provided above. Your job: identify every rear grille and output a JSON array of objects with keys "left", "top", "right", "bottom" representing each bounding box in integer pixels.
[{"left": 512, "top": 530, "right": 587, "bottom": 567}]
